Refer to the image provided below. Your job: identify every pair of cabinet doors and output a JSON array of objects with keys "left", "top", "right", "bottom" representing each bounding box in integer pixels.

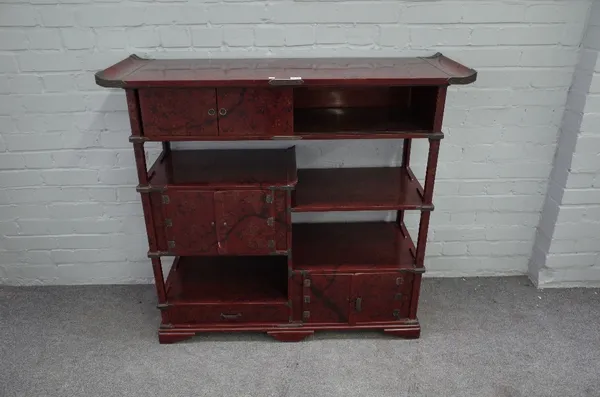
[
  {"left": 297, "top": 272, "right": 414, "bottom": 324},
  {"left": 138, "top": 88, "right": 293, "bottom": 137},
  {"left": 158, "top": 189, "right": 288, "bottom": 255}
]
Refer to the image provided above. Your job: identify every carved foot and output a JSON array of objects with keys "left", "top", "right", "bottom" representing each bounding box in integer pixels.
[
  {"left": 267, "top": 330, "right": 314, "bottom": 342},
  {"left": 383, "top": 327, "right": 421, "bottom": 339},
  {"left": 158, "top": 331, "right": 196, "bottom": 344}
]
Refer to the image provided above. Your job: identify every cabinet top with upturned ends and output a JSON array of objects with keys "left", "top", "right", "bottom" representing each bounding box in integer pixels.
[{"left": 95, "top": 53, "right": 477, "bottom": 88}]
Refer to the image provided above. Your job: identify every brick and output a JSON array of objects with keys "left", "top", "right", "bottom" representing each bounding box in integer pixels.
[
  {"left": 285, "top": 25, "right": 314, "bottom": 46},
  {"left": 223, "top": 27, "right": 254, "bottom": 47},
  {"left": 48, "top": 203, "right": 104, "bottom": 218},
  {"left": 315, "top": 25, "right": 345, "bottom": 45},
  {"left": 18, "top": 53, "right": 82, "bottom": 72},
  {"left": 144, "top": 5, "right": 208, "bottom": 25},
  {"left": 0, "top": 153, "right": 25, "bottom": 170},
  {"left": 42, "top": 74, "right": 77, "bottom": 92},
  {"left": 1, "top": 170, "right": 42, "bottom": 187},
  {"left": 485, "top": 226, "right": 535, "bottom": 241},
  {"left": 0, "top": 204, "right": 49, "bottom": 221},
  {"left": 525, "top": 3, "right": 590, "bottom": 23},
  {"left": 0, "top": 29, "right": 28, "bottom": 50},
  {"left": 18, "top": 219, "right": 122, "bottom": 235},
  {"left": 86, "top": 92, "right": 128, "bottom": 112},
  {"left": 76, "top": 7, "right": 144, "bottom": 27},
  {"left": 401, "top": 3, "right": 462, "bottom": 23},
  {"left": 98, "top": 169, "right": 138, "bottom": 185},
  {"left": 270, "top": 3, "right": 398, "bottom": 23},
  {"left": 379, "top": 26, "right": 410, "bottom": 47},
  {"left": 0, "top": 55, "right": 18, "bottom": 73},
  {"left": 208, "top": 4, "right": 268, "bottom": 24},
  {"left": 0, "top": 264, "right": 59, "bottom": 285},
  {"left": 0, "top": 6, "right": 38, "bottom": 26},
  {"left": 562, "top": 188, "right": 600, "bottom": 205},
  {"left": 159, "top": 26, "right": 191, "bottom": 48},
  {"left": 127, "top": 27, "right": 161, "bottom": 48},
  {"left": 20, "top": 94, "right": 86, "bottom": 113},
  {"left": 51, "top": 249, "right": 127, "bottom": 264},
  {"left": 96, "top": 28, "right": 127, "bottom": 49},
  {"left": 545, "top": 253, "right": 597, "bottom": 269},
  {"left": 42, "top": 169, "right": 98, "bottom": 186},
  {"left": 40, "top": 6, "right": 76, "bottom": 27},
  {"left": 28, "top": 28, "right": 62, "bottom": 50},
  {"left": 9, "top": 75, "right": 43, "bottom": 94},
  {"left": 60, "top": 28, "right": 95, "bottom": 49},
  {"left": 254, "top": 26, "right": 285, "bottom": 47},
  {"left": 409, "top": 27, "right": 471, "bottom": 48}
]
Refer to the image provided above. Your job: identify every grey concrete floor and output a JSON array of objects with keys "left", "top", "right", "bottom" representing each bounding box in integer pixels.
[{"left": 1, "top": 277, "right": 599, "bottom": 397}]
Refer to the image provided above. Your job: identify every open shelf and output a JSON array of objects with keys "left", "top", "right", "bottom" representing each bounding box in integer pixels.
[
  {"left": 148, "top": 148, "right": 297, "bottom": 188},
  {"left": 294, "top": 108, "right": 429, "bottom": 135},
  {"left": 165, "top": 256, "right": 289, "bottom": 303},
  {"left": 292, "top": 86, "right": 438, "bottom": 138},
  {"left": 293, "top": 167, "right": 425, "bottom": 212},
  {"left": 292, "top": 222, "right": 416, "bottom": 272}
]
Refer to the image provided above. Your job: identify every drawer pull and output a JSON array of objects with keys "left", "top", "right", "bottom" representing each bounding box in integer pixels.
[
  {"left": 220, "top": 312, "right": 242, "bottom": 320},
  {"left": 219, "top": 108, "right": 227, "bottom": 116},
  {"left": 207, "top": 108, "right": 216, "bottom": 116}
]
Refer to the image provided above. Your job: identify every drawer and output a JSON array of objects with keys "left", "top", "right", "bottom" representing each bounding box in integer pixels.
[{"left": 165, "top": 302, "right": 289, "bottom": 325}]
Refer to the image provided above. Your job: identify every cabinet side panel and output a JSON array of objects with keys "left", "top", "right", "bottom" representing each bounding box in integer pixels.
[
  {"left": 275, "top": 190, "right": 288, "bottom": 251},
  {"left": 148, "top": 192, "right": 167, "bottom": 252},
  {"left": 126, "top": 89, "right": 142, "bottom": 136}
]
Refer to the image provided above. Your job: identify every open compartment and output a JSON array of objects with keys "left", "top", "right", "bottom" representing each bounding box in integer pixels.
[
  {"left": 293, "top": 86, "right": 439, "bottom": 135},
  {"left": 165, "top": 256, "right": 289, "bottom": 303}
]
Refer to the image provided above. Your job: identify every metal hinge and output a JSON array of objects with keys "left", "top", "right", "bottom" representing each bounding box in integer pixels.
[
  {"left": 129, "top": 135, "right": 149, "bottom": 143},
  {"left": 165, "top": 218, "right": 172, "bottom": 227},
  {"left": 267, "top": 217, "right": 274, "bottom": 227},
  {"left": 136, "top": 185, "right": 166, "bottom": 193},
  {"left": 393, "top": 309, "right": 401, "bottom": 320},
  {"left": 303, "top": 279, "right": 311, "bottom": 288},
  {"left": 161, "top": 195, "right": 170, "bottom": 204},
  {"left": 303, "top": 295, "right": 310, "bottom": 304},
  {"left": 396, "top": 277, "right": 404, "bottom": 286},
  {"left": 167, "top": 240, "right": 175, "bottom": 249},
  {"left": 302, "top": 311, "right": 310, "bottom": 321},
  {"left": 265, "top": 194, "right": 273, "bottom": 204}
]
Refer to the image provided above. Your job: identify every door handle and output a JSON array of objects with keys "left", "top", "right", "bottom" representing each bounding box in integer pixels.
[{"left": 355, "top": 297, "right": 362, "bottom": 312}]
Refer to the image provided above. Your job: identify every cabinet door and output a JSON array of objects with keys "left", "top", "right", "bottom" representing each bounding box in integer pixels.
[
  {"left": 139, "top": 88, "right": 218, "bottom": 137},
  {"left": 216, "top": 88, "right": 293, "bottom": 136},
  {"left": 214, "top": 190, "right": 278, "bottom": 255},
  {"left": 350, "top": 272, "right": 413, "bottom": 324},
  {"left": 302, "top": 273, "right": 352, "bottom": 324},
  {"left": 162, "top": 190, "right": 218, "bottom": 255}
]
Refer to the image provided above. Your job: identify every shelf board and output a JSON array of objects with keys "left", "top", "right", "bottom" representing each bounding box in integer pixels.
[
  {"left": 293, "top": 167, "right": 425, "bottom": 212},
  {"left": 292, "top": 222, "right": 416, "bottom": 272},
  {"left": 165, "top": 256, "right": 289, "bottom": 304},
  {"left": 148, "top": 148, "right": 297, "bottom": 188}
]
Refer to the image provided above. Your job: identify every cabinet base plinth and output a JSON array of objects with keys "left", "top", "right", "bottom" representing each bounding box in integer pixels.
[
  {"left": 158, "top": 331, "right": 196, "bottom": 344},
  {"left": 267, "top": 330, "right": 314, "bottom": 342},
  {"left": 156, "top": 320, "right": 421, "bottom": 344}
]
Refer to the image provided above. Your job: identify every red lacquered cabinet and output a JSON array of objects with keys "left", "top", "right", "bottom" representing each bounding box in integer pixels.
[{"left": 96, "top": 53, "right": 476, "bottom": 343}]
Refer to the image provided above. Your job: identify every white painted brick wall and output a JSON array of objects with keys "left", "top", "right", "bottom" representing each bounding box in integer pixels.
[
  {"left": 0, "top": 0, "right": 593, "bottom": 285},
  {"left": 531, "top": 1, "right": 600, "bottom": 287}
]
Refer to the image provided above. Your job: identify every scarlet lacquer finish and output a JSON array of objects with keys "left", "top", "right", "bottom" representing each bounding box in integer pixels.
[{"left": 96, "top": 53, "right": 476, "bottom": 343}]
